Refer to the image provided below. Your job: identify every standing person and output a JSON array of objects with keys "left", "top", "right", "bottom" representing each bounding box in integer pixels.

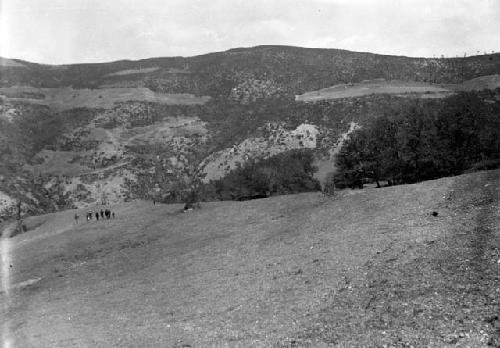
[
  {"left": 112, "top": 212, "right": 115, "bottom": 219},
  {"left": 95, "top": 212, "right": 99, "bottom": 221},
  {"left": 100, "top": 210, "right": 104, "bottom": 219},
  {"left": 74, "top": 213, "right": 79, "bottom": 224},
  {"left": 16, "top": 200, "right": 22, "bottom": 220}
]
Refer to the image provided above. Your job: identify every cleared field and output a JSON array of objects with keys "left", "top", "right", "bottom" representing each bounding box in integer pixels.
[
  {"left": 460, "top": 74, "right": 500, "bottom": 91},
  {"left": 0, "top": 86, "right": 210, "bottom": 110},
  {"left": 295, "top": 79, "right": 452, "bottom": 101},
  {"left": 122, "top": 117, "right": 207, "bottom": 146},
  {"left": 1, "top": 170, "right": 499, "bottom": 346},
  {"left": 106, "top": 67, "right": 160, "bottom": 76}
]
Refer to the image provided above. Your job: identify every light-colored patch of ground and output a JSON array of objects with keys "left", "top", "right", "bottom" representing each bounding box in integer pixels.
[
  {"left": 0, "top": 103, "right": 21, "bottom": 122},
  {"left": 97, "top": 80, "right": 147, "bottom": 88},
  {"left": 201, "top": 123, "right": 319, "bottom": 182},
  {"left": 3, "top": 170, "right": 498, "bottom": 346},
  {"left": 0, "top": 87, "right": 210, "bottom": 110},
  {"left": 313, "top": 122, "right": 359, "bottom": 190},
  {"left": 62, "top": 171, "right": 136, "bottom": 208},
  {"left": 121, "top": 117, "right": 207, "bottom": 146},
  {"left": 0, "top": 58, "right": 27, "bottom": 68},
  {"left": 295, "top": 79, "right": 453, "bottom": 101},
  {"left": 106, "top": 67, "right": 160, "bottom": 76},
  {"left": 459, "top": 74, "right": 500, "bottom": 91}
]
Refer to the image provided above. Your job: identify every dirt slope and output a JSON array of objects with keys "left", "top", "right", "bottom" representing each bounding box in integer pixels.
[{"left": 1, "top": 170, "right": 499, "bottom": 347}]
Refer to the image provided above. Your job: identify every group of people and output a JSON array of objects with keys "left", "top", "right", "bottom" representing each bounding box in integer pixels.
[
  {"left": 86, "top": 209, "right": 115, "bottom": 221},
  {"left": 74, "top": 209, "right": 115, "bottom": 223}
]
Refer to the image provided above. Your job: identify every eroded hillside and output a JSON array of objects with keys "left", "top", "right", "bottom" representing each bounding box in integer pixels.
[{"left": 1, "top": 46, "right": 500, "bottom": 218}]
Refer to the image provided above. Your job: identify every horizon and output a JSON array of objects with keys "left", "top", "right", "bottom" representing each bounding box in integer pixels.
[
  {"left": 1, "top": 0, "right": 499, "bottom": 65},
  {"left": 2, "top": 44, "right": 499, "bottom": 66}
]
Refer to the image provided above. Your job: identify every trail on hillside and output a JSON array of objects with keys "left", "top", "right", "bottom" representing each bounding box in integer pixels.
[{"left": 284, "top": 170, "right": 500, "bottom": 347}]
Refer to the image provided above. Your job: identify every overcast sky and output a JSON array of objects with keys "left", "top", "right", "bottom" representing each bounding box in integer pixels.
[{"left": 1, "top": 0, "right": 499, "bottom": 64}]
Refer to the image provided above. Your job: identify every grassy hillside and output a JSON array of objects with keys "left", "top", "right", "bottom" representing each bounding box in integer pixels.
[
  {"left": 0, "top": 86, "right": 210, "bottom": 111},
  {"left": 1, "top": 169, "right": 499, "bottom": 346},
  {"left": 296, "top": 79, "right": 453, "bottom": 101}
]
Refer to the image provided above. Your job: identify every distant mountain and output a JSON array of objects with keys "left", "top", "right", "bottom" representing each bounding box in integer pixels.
[
  {"left": 2, "top": 45, "right": 500, "bottom": 95},
  {"left": 1, "top": 45, "right": 500, "bottom": 219}
]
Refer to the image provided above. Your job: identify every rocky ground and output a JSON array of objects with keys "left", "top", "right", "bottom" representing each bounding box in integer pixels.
[{"left": 284, "top": 170, "right": 500, "bottom": 347}]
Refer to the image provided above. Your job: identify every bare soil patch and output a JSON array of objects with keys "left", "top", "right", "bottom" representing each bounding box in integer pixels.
[{"left": 296, "top": 79, "right": 452, "bottom": 101}]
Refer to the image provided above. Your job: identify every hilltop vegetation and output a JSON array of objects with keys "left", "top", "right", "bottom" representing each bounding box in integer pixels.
[{"left": 2, "top": 46, "right": 500, "bottom": 98}]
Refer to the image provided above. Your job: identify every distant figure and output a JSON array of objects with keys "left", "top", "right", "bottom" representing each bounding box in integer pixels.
[
  {"left": 100, "top": 210, "right": 104, "bottom": 219},
  {"left": 95, "top": 212, "right": 99, "bottom": 221},
  {"left": 87, "top": 211, "right": 92, "bottom": 221},
  {"left": 16, "top": 201, "right": 22, "bottom": 220},
  {"left": 112, "top": 212, "right": 115, "bottom": 219},
  {"left": 183, "top": 202, "right": 194, "bottom": 213},
  {"left": 153, "top": 200, "right": 156, "bottom": 205},
  {"left": 105, "top": 209, "right": 111, "bottom": 219},
  {"left": 74, "top": 213, "right": 79, "bottom": 224}
]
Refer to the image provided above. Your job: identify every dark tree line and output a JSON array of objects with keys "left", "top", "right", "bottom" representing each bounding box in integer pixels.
[
  {"left": 336, "top": 90, "right": 500, "bottom": 188},
  {"left": 201, "top": 149, "right": 320, "bottom": 201}
]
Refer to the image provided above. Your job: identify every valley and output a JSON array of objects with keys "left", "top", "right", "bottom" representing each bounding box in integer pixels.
[
  {"left": 0, "top": 43, "right": 500, "bottom": 347},
  {"left": 1, "top": 45, "right": 499, "bottom": 224}
]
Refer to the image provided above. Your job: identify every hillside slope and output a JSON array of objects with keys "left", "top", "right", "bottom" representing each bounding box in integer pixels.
[
  {"left": 2, "top": 169, "right": 499, "bottom": 346},
  {"left": 2, "top": 46, "right": 500, "bottom": 96},
  {"left": 1, "top": 46, "right": 500, "bottom": 218}
]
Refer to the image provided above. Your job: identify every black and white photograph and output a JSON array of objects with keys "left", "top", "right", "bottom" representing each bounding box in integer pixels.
[{"left": 1, "top": 0, "right": 500, "bottom": 346}]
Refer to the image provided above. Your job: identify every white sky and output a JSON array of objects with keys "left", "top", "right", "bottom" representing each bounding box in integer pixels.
[{"left": 1, "top": 0, "right": 499, "bottom": 64}]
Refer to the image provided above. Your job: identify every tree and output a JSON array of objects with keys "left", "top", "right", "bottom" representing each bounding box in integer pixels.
[
  {"left": 336, "top": 90, "right": 500, "bottom": 188},
  {"left": 206, "top": 149, "right": 320, "bottom": 200}
]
